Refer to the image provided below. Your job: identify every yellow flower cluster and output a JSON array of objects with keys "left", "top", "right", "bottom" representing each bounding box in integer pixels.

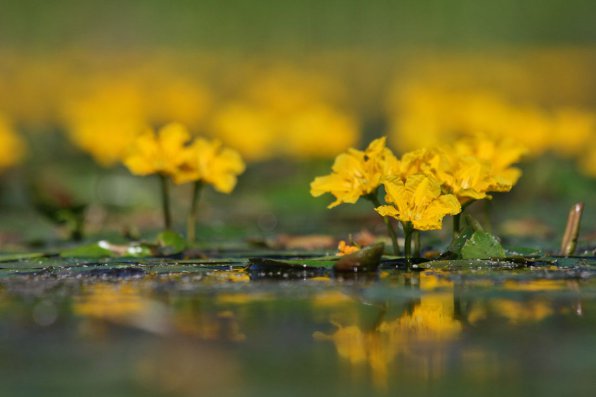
[
  {"left": 123, "top": 123, "right": 245, "bottom": 192},
  {"left": 311, "top": 134, "right": 524, "bottom": 252},
  {"left": 0, "top": 114, "right": 25, "bottom": 171},
  {"left": 397, "top": 134, "right": 525, "bottom": 204},
  {"left": 311, "top": 137, "right": 463, "bottom": 232}
]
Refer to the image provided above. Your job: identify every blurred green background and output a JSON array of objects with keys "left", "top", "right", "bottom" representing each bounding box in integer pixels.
[{"left": 2, "top": 0, "right": 596, "bottom": 50}]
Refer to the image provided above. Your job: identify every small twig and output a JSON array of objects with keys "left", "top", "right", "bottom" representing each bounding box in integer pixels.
[{"left": 560, "top": 202, "right": 584, "bottom": 256}]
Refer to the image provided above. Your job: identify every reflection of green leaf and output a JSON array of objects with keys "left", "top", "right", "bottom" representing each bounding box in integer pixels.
[
  {"left": 507, "top": 246, "right": 543, "bottom": 257},
  {"left": 461, "top": 231, "right": 506, "bottom": 259},
  {"left": 249, "top": 257, "right": 337, "bottom": 269},
  {"left": 426, "top": 259, "right": 523, "bottom": 270},
  {"left": 61, "top": 243, "right": 114, "bottom": 258},
  {"left": 157, "top": 230, "right": 187, "bottom": 255},
  {"left": 0, "top": 252, "right": 48, "bottom": 263}
]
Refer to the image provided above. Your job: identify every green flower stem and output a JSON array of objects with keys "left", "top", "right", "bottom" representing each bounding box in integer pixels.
[
  {"left": 402, "top": 221, "right": 413, "bottom": 261},
  {"left": 453, "top": 213, "right": 461, "bottom": 235},
  {"left": 452, "top": 200, "right": 475, "bottom": 236},
  {"left": 159, "top": 174, "right": 172, "bottom": 230},
  {"left": 187, "top": 181, "right": 204, "bottom": 243},
  {"left": 413, "top": 230, "right": 421, "bottom": 258},
  {"left": 483, "top": 200, "right": 493, "bottom": 232},
  {"left": 368, "top": 194, "right": 401, "bottom": 256}
]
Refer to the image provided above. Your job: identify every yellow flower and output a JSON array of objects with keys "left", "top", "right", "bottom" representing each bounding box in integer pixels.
[
  {"left": 337, "top": 240, "right": 360, "bottom": 256},
  {"left": 310, "top": 137, "right": 398, "bottom": 208},
  {"left": 452, "top": 135, "right": 525, "bottom": 192},
  {"left": 398, "top": 147, "right": 494, "bottom": 203},
  {"left": 174, "top": 138, "right": 246, "bottom": 193},
  {"left": 439, "top": 154, "right": 497, "bottom": 203},
  {"left": 399, "top": 147, "right": 446, "bottom": 179},
  {"left": 123, "top": 123, "right": 192, "bottom": 177},
  {"left": 0, "top": 114, "right": 25, "bottom": 170},
  {"left": 376, "top": 174, "right": 461, "bottom": 230}
]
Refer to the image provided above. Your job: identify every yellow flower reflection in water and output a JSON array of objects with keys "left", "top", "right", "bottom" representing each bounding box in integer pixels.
[
  {"left": 73, "top": 283, "right": 149, "bottom": 322},
  {"left": 467, "top": 279, "right": 572, "bottom": 325},
  {"left": 313, "top": 274, "right": 579, "bottom": 391},
  {"left": 314, "top": 272, "right": 461, "bottom": 391},
  {"left": 72, "top": 282, "right": 173, "bottom": 336}
]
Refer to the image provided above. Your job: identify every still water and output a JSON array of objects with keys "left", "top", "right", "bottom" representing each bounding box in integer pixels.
[{"left": 0, "top": 258, "right": 595, "bottom": 397}]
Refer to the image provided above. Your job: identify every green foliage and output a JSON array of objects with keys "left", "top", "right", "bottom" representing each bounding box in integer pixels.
[
  {"left": 461, "top": 231, "right": 506, "bottom": 259},
  {"left": 60, "top": 243, "right": 114, "bottom": 258},
  {"left": 156, "top": 230, "right": 187, "bottom": 255}
]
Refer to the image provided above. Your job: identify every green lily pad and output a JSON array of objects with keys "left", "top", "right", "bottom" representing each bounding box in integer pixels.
[
  {"left": 60, "top": 243, "right": 114, "bottom": 258},
  {"left": 0, "top": 252, "right": 49, "bottom": 263},
  {"left": 156, "top": 230, "right": 187, "bottom": 255},
  {"left": 447, "top": 225, "right": 475, "bottom": 256}
]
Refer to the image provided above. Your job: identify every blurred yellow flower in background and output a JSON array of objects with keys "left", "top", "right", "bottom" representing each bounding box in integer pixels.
[
  {"left": 209, "top": 103, "right": 278, "bottom": 162},
  {"left": 284, "top": 104, "right": 359, "bottom": 159},
  {"left": 63, "top": 80, "right": 147, "bottom": 166},
  {"left": 580, "top": 142, "right": 596, "bottom": 176},
  {"left": 174, "top": 137, "right": 246, "bottom": 193},
  {"left": 550, "top": 108, "right": 595, "bottom": 157},
  {"left": 210, "top": 66, "right": 359, "bottom": 161},
  {"left": 0, "top": 114, "right": 26, "bottom": 171},
  {"left": 376, "top": 174, "right": 461, "bottom": 230},
  {"left": 123, "top": 123, "right": 192, "bottom": 177}
]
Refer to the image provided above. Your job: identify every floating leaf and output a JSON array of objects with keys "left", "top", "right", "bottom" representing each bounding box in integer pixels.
[
  {"left": 0, "top": 252, "right": 49, "bottom": 263},
  {"left": 461, "top": 231, "right": 506, "bottom": 259},
  {"left": 61, "top": 243, "right": 114, "bottom": 258},
  {"left": 447, "top": 225, "right": 474, "bottom": 257},
  {"left": 156, "top": 230, "right": 187, "bottom": 255},
  {"left": 334, "top": 243, "right": 384, "bottom": 272}
]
